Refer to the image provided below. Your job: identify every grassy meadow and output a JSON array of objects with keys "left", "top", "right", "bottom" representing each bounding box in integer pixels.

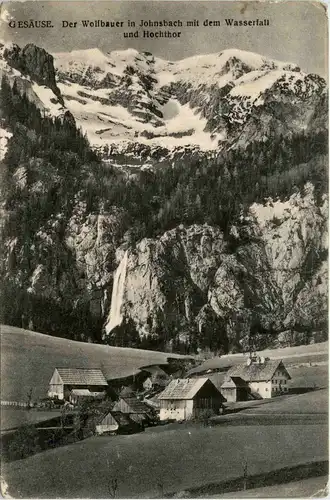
[
  {"left": 2, "top": 423, "right": 327, "bottom": 498},
  {"left": 0, "top": 325, "right": 187, "bottom": 402}
]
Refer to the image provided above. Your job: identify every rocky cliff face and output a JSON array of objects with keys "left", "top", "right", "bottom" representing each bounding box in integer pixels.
[
  {"left": 3, "top": 43, "right": 63, "bottom": 104},
  {"left": 0, "top": 41, "right": 65, "bottom": 119},
  {"left": 102, "top": 183, "right": 327, "bottom": 350},
  {"left": 0, "top": 42, "right": 327, "bottom": 352}
]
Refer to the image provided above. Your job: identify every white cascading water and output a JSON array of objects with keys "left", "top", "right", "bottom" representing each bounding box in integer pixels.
[{"left": 105, "top": 250, "right": 128, "bottom": 334}]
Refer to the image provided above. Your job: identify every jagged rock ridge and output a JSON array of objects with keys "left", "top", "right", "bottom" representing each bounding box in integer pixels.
[{"left": 52, "top": 47, "right": 327, "bottom": 161}]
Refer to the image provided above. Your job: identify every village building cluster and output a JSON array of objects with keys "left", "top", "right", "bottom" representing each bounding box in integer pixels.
[{"left": 46, "top": 354, "right": 291, "bottom": 434}]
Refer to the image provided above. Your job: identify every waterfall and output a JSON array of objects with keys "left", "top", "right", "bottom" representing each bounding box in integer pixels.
[{"left": 105, "top": 250, "right": 128, "bottom": 334}]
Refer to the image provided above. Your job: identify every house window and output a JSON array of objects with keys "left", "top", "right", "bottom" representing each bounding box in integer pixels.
[{"left": 265, "top": 388, "right": 268, "bottom": 391}]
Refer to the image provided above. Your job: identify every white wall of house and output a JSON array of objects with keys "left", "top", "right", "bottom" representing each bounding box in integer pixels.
[
  {"left": 221, "top": 388, "right": 237, "bottom": 403},
  {"left": 249, "top": 381, "right": 272, "bottom": 399},
  {"left": 48, "top": 369, "right": 65, "bottom": 399},
  {"left": 159, "top": 399, "right": 194, "bottom": 421},
  {"left": 143, "top": 378, "right": 152, "bottom": 391},
  {"left": 271, "top": 367, "right": 290, "bottom": 395},
  {"left": 48, "top": 384, "right": 64, "bottom": 399},
  {"left": 95, "top": 423, "right": 118, "bottom": 435},
  {"left": 185, "top": 400, "right": 194, "bottom": 419}
]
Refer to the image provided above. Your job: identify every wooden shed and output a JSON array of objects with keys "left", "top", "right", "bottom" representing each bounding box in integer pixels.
[
  {"left": 158, "top": 378, "right": 225, "bottom": 421},
  {"left": 220, "top": 376, "right": 250, "bottom": 403},
  {"left": 112, "top": 396, "right": 154, "bottom": 424},
  {"left": 95, "top": 411, "right": 142, "bottom": 435}
]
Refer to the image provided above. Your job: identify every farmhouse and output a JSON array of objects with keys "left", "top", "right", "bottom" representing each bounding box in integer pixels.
[
  {"left": 225, "top": 356, "right": 291, "bottom": 400},
  {"left": 158, "top": 378, "right": 225, "bottom": 421},
  {"left": 48, "top": 368, "right": 108, "bottom": 400},
  {"left": 142, "top": 366, "right": 169, "bottom": 391}
]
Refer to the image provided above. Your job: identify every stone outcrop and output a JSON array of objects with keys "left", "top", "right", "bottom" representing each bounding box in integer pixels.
[
  {"left": 3, "top": 43, "right": 64, "bottom": 104},
  {"left": 103, "top": 186, "right": 327, "bottom": 350}
]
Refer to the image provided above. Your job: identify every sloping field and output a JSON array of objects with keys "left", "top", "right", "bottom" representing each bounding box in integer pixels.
[
  {"left": 1, "top": 408, "right": 62, "bottom": 432},
  {"left": 207, "top": 475, "right": 329, "bottom": 498},
  {"left": 242, "top": 389, "right": 328, "bottom": 415},
  {"left": 195, "top": 364, "right": 328, "bottom": 395},
  {"left": 2, "top": 424, "right": 327, "bottom": 498},
  {"left": 0, "top": 325, "right": 186, "bottom": 401},
  {"left": 189, "top": 342, "right": 328, "bottom": 375},
  {"left": 287, "top": 365, "right": 328, "bottom": 389}
]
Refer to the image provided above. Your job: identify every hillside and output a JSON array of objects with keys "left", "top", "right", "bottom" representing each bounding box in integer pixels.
[
  {"left": 188, "top": 341, "right": 328, "bottom": 374},
  {"left": 0, "top": 325, "right": 188, "bottom": 401},
  {"left": 2, "top": 423, "right": 327, "bottom": 498}
]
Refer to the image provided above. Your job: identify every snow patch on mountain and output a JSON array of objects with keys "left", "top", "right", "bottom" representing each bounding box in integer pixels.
[
  {"left": 0, "top": 127, "right": 12, "bottom": 161},
  {"left": 52, "top": 46, "right": 325, "bottom": 153},
  {"left": 154, "top": 48, "right": 299, "bottom": 88},
  {"left": 58, "top": 76, "right": 220, "bottom": 149},
  {"left": 31, "top": 83, "right": 64, "bottom": 116}
]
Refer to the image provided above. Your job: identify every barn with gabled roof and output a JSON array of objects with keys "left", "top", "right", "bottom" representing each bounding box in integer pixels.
[
  {"left": 48, "top": 368, "right": 108, "bottom": 400},
  {"left": 157, "top": 378, "right": 225, "bottom": 421}
]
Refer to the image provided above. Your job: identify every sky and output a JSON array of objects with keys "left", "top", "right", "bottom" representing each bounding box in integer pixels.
[{"left": 0, "top": 1, "right": 328, "bottom": 77}]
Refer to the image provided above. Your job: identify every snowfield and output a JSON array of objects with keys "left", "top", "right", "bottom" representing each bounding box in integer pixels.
[
  {"left": 0, "top": 43, "right": 325, "bottom": 154},
  {"left": 58, "top": 77, "right": 222, "bottom": 150},
  {"left": 52, "top": 47, "right": 314, "bottom": 151}
]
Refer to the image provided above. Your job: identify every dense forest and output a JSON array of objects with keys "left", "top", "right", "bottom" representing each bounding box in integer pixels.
[{"left": 0, "top": 75, "right": 328, "bottom": 350}]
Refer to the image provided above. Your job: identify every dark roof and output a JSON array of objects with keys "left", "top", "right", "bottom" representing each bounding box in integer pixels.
[
  {"left": 144, "top": 372, "right": 169, "bottom": 386},
  {"left": 111, "top": 411, "right": 134, "bottom": 427},
  {"left": 221, "top": 377, "right": 248, "bottom": 389},
  {"left": 143, "top": 397, "right": 160, "bottom": 409},
  {"left": 129, "top": 413, "right": 145, "bottom": 424},
  {"left": 122, "top": 397, "right": 151, "bottom": 414},
  {"left": 227, "top": 360, "right": 291, "bottom": 382},
  {"left": 97, "top": 410, "right": 133, "bottom": 427},
  {"left": 142, "top": 365, "right": 168, "bottom": 376},
  {"left": 120, "top": 386, "right": 135, "bottom": 397},
  {"left": 56, "top": 368, "right": 108, "bottom": 386}
]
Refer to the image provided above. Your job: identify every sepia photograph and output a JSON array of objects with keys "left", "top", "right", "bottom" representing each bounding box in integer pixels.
[{"left": 0, "top": 0, "right": 328, "bottom": 498}]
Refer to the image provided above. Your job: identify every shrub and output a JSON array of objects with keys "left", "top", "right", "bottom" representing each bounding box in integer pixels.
[
  {"left": 195, "top": 408, "right": 216, "bottom": 426},
  {"left": 7, "top": 425, "right": 41, "bottom": 460}
]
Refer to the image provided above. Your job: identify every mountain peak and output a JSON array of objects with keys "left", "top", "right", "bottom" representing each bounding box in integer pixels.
[{"left": 217, "top": 48, "right": 300, "bottom": 72}]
